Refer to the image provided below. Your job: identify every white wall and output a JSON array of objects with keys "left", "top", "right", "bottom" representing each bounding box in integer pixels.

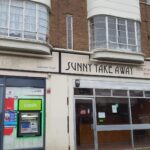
[
  {"left": 18, "top": 0, "right": 51, "bottom": 8},
  {"left": 87, "top": 0, "right": 140, "bottom": 21},
  {"left": 46, "top": 75, "right": 69, "bottom": 150},
  {"left": 31, "top": 0, "right": 51, "bottom": 8}
]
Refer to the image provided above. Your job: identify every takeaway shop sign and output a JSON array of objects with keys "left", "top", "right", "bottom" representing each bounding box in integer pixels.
[{"left": 65, "top": 62, "right": 133, "bottom": 76}]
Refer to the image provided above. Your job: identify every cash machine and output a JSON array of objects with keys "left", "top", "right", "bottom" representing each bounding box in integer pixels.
[{"left": 17, "top": 99, "right": 42, "bottom": 137}]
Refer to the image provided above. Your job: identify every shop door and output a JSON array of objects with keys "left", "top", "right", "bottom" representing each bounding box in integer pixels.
[
  {"left": 75, "top": 99, "right": 95, "bottom": 150},
  {"left": 0, "top": 86, "right": 4, "bottom": 150}
]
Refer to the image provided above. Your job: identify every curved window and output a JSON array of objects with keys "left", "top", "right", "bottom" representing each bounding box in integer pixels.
[
  {"left": 0, "top": 0, "right": 49, "bottom": 42},
  {"left": 90, "top": 15, "right": 141, "bottom": 52}
]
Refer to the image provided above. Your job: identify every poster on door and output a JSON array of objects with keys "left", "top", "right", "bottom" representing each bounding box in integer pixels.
[{"left": 4, "top": 111, "right": 17, "bottom": 127}]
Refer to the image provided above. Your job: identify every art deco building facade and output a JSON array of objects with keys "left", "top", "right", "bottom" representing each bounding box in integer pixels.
[{"left": 0, "top": 0, "right": 150, "bottom": 150}]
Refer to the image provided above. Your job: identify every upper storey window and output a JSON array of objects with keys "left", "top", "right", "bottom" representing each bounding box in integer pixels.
[
  {"left": 146, "top": 0, "right": 150, "bottom": 4},
  {"left": 0, "top": 0, "right": 49, "bottom": 42},
  {"left": 90, "top": 15, "right": 141, "bottom": 52}
]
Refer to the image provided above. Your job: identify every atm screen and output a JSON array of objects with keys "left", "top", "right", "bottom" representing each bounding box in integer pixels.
[
  {"left": 17, "top": 112, "right": 41, "bottom": 137},
  {"left": 21, "top": 122, "right": 30, "bottom": 133},
  {"left": 21, "top": 122, "right": 30, "bottom": 128}
]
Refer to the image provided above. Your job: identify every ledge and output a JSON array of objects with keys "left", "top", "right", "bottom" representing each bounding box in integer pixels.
[
  {"left": 0, "top": 37, "right": 51, "bottom": 55},
  {"left": 91, "top": 49, "right": 144, "bottom": 63}
]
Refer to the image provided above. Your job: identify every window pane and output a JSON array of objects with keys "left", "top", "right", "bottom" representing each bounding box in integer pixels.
[
  {"left": 136, "top": 22, "right": 141, "bottom": 51},
  {"left": 0, "top": 0, "right": 9, "bottom": 28},
  {"left": 108, "top": 16, "right": 117, "bottom": 47},
  {"left": 24, "top": 2, "right": 36, "bottom": 39},
  {"left": 95, "top": 89, "right": 111, "bottom": 96},
  {"left": 133, "top": 129, "right": 150, "bottom": 149},
  {"left": 127, "top": 20, "right": 136, "bottom": 48},
  {"left": 146, "top": 0, "right": 150, "bottom": 4},
  {"left": 131, "top": 98, "right": 150, "bottom": 124},
  {"left": 129, "top": 90, "right": 143, "bottom": 97},
  {"left": 117, "top": 19, "right": 127, "bottom": 48},
  {"left": 38, "top": 5, "right": 48, "bottom": 41},
  {"left": 96, "top": 97, "right": 130, "bottom": 125},
  {"left": 128, "top": 45, "right": 136, "bottom": 51},
  {"left": 112, "top": 90, "right": 127, "bottom": 96},
  {"left": 66, "top": 15, "right": 73, "bottom": 49},
  {"left": 74, "top": 88, "right": 93, "bottom": 95},
  {"left": 90, "top": 16, "right": 106, "bottom": 49},
  {"left": 9, "top": 0, "right": 23, "bottom": 37},
  {"left": 145, "top": 91, "right": 150, "bottom": 97},
  {"left": 0, "top": 0, "right": 49, "bottom": 42}
]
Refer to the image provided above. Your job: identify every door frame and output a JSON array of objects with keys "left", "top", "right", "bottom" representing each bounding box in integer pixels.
[
  {"left": 74, "top": 97, "right": 98, "bottom": 150},
  {"left": 0, "top": 84, "right": 5, "bottom": 150}
]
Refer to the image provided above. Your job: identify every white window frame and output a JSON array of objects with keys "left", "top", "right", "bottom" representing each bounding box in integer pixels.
[
  {"left": 0, "top": 0, "right": 49, "bottom": 42},
  {"left": 90, "top": 15, "right": 141, "bottom": 52}
]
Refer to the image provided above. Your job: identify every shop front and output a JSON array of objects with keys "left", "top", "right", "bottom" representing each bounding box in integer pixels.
[
  {"left": 59, "top": 51, "right": 150, "bottom": 150},
  {"left": 0, "top": 77, "right": 46, "bottom": 150},
  {"left": 73, "top": 80, "right": 150, "bottom": 150},
  {"left": 0, "top": 50, "right": 60, "bottom": 150}
]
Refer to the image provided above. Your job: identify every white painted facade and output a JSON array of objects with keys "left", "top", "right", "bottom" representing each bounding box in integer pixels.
[
  {"left": 45, "top": 74, "right": 150, "bottom": 150},
  {"left": 87, "top": 0, "right": 140, "bottom": 21},
  {"left": 46, "top": 75, "right": 69, "bottom": 150},
  {"left": 18, "top": 0, "right": 51, "bottom": 8},
  {"left": 1, "top": 50, "right": 150, "bottom": 149}
]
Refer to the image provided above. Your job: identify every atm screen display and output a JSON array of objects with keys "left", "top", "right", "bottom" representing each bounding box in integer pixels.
[
  {"left": 21, "top": 122, "right": 30, "bottom": 133},
  {"left": 17, "top": 112, "right": 41, "bottom": 137}
]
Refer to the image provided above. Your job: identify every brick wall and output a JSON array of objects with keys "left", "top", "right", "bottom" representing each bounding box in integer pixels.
[
  {"left": 50, "top": 0, "right": 89, "bottom": 51},
  {"left": 50, "top": 0, "right": 150, "bottom": 57},
  {"left": 140, "top": 0, "right": 150, "bottom": 56}
]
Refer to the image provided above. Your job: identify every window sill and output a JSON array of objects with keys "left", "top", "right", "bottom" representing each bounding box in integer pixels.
[
  {"left": 91, "top": 49, "right": 144, "bottom": 63},
  {"left": 0, "top": 37, "right": 51, "bottom": 55}
]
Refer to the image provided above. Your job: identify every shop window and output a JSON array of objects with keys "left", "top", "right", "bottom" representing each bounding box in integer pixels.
[
  {"left": 74, "top": 88, "right": 93, "bottom": 95},
  {"left": 112, "top": 90, "right": 128, "bottom": 97},
  {"left": 96, "top": 97, "right": 130, "bottom": 125},
  {"left": 131, "top": 98, "right": 150, "bottom": 124},
  {"left": 89, "top": 15, "right": 141, "bottom": 52},
  {"left": 129, "top": 90, "right": 143, "bottom": 97},
  {"left": 95, "top": 89, "right": 111, "bottom": 96},
  {"left": 145, "top": 91, "right": 150, "bottom": 97},
  {"left": 0, "top": 0, "right": 49, "bottom": 42}
]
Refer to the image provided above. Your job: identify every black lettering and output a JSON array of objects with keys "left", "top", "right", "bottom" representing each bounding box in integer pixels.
[
  {"left": 99, "top": 65, "right": 104, "bottom": 73},
  {"left": 66, "top": 62, "right": 71, "bottom": 70},
  {"left": 120, "top": 66, "right": 126, "bottom": 74},
  {"left": 95, "top": 64, "right": 98, "bottom": 72},
  {"left": 71, "top": 62, "right": 77, "bottom": 71},
  {"left": 109, "top": 65, "right": 113, "bottom": 74},
  {"left": 115, "top": 66, "right": 120, "bottom": 74},
  {"left": 83, "top": 63, "right": 88, "bottom": 72},
  {"left": 88, "top": 64, "right": 92, "bottom": 72},
  {"left": 103, "top": 65, "right": 108, "bottom": 73},
  {"left": 130, "top": 66, "right": 133, "bottom": 75},
  {"left": 77, "top": 63, "right": 82, "bottom": 71},
  {"left": 126, "top": 67, "right": 130, "bottom": 74}
]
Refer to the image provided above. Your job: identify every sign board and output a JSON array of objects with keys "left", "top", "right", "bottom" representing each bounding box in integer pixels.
[
  {"left": 18, "top": 99, "right": 42, "bottom": 111},
  {"left": 0, "top": 52, "right": 59, "bottom": 73},
  {"left": 61, "top": 53, "right": 150, "bottom": 79}
]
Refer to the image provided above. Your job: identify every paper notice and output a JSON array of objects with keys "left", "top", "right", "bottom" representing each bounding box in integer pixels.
[
  {"left": 112, "top": 105, "right": 118, "bottom": 113},
  {"left": 98, "top": 112, "right": 106, "bottom": 118}
]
